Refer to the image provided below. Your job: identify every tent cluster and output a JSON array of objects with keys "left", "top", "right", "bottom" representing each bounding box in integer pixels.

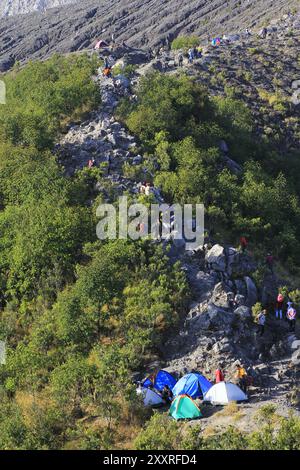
[{"left": 137, "top": 370, "right": 248, "bottom": 420}]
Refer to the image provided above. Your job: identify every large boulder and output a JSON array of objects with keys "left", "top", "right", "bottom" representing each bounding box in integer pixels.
[
  {"left": 205, "top": 244, "right": 226, "bottom": 272},
  {"left": 207, "top": 304, "right": 234, "bottom": 327},
  {"left": 189, "top": 270, "right": 218, "bottom": 301},
  {"left": 210, "top": 282, "right": 231, "bottom": 309},
  {"left": 244, "top": 276, "right": 258, "bottom": 307},
  {"left": 234, "top": 306, "right": 252, "bottom": 321}
]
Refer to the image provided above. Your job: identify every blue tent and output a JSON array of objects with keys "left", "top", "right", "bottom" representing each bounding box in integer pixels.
[
  {"left": 142, "top": 370, "right": 177, "bottom": 392},
  {"left": 172, "top": 373, "right": 212, "bottom": 399}
]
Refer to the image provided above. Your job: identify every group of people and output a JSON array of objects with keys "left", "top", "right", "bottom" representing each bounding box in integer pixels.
[
  {"left": 215, "top": 364, "right": 250, "bottom": 394},
  {"left": 275, "top": 294, "right": 297, "bottom": 332},
  {"left": 176, "top": 46, "right": 202, "bottom": 67},
  {"left": 256, "top": 294, "right": 297, "bottom": 337}
]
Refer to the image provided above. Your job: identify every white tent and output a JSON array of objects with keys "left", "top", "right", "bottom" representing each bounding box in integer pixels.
[
  {"left": 136, "top": 387, "right": 164, "bottom": 407},
  {"left": 203, "top": 382, "right": 247, "bottom": 405}
]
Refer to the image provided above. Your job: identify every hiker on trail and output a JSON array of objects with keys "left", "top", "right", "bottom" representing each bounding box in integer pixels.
[
  {"left": 88, "top": 158, "right": 95, "bottom": 168},
  {"left": 245, "top": 28, "right": 251, "bottom": 37},
  {"left": 227, "top": 292, "right": 237, "bottom": 310},
  {"left": 276, "top": 293, "right": 284, "bottom": 320},
  {"left": 161, "top": 385, "right": 173, "bottom": 403},
  {"left": 240, "top": 236, "right": 248, "bottom": 253},
  {"left": 104, "top": 57, "right": 109, "bottom": 69},
  {"left": 178, "top": 53, "right": 184, "bottom": 67},
  {"left": 259, "top": 27, "right": 267, "bottom": 39},
  {"left": 257, "top": 309, "right": 267, "bottom": 336},
  {"left": 215, "top": 366, "right": 225, "bottom": 383},
  {"left": 266, "top": 253, "right": 274, "bottom": 274},
  {"left": 103, "top": 67, "right": 112, "bottom": 77},
  {"left": 145, "top": 182, "right": 152, "bottom": 196},
  {"left": 287, "top": 306, "right": 297, "bottom": 332},
  {"left": 188, "top": 48, "right": 194, "bottom": 64},
  {"left": 236, "top": 364, "right": 248, "bottom": 394},
  {"left": 196, "top": 46, "right": 202, "bottom": 58}
]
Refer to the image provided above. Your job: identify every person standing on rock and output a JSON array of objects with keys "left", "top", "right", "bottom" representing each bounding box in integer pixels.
[
  {"left": 178, "top": 53, "right": 184, "bottom": 67},
  {"left": 287, "top": 306, "right": 297, "bottom": 332},
  {"left": 188, "top": 48, "right": 194, "bottom": 64},
  {"left": 240, "top": 236, "right": 248, "bottom": 253},
  {"left": 257, "top": 309, "right": 267, "bottom": 336},
  {"left": 276, "top": 293, "right": 284, "bottom": 320},
  {"left": 104, "top": 57, "right": 109, "bottom": 69},
  {"left": 235, "top": 364, "right": 248, "bottom": 394}
]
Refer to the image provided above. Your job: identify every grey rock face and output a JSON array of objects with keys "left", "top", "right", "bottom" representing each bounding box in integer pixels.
[
  {"left": 0, "top": 0, "right": 75, "bottom": 17},
  {"left": 205, "top": 244, "right": 227, "bottom": 272},
  {"left": 0, "top": 0, "right": 296, "bottom": 70}
]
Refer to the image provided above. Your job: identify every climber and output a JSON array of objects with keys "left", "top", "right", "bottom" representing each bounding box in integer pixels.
[
  {"left": 104, "top": 57, "right": 109, "bottom": 69},
  {"left": 259, "top": 27, "right": 267, "bottom": 39},
  {"left": 227, "top": 292, "right": 237, "bottom": 310},
  {"left": 188, "top": 48, "right": 194, "bottom": 64},
  {"left": 178, "top": 53, "right": 184, "bottom": 67},
  {"left": 145, "top": 182, "right": 152, "bottom": 196},
  {"left": 266, "top": 253, "right": 274, "bottom": 274},
  {"left": 196, "top": 46, "right": 202, "bottom": 58},
  {"left": 236, "top": 364, "right": 248, "bottom": 394},
  {"left": 276, "top": 293, "right": 284, "bottom": 320},
  {"left": 240, "top": 236, "right": 248, "bottom": 253},
  {"left": 287, "top": 306, "right": 297, "bottom": 332},
  {"left": 103, "top": 67, "right": 112, "bottom": 78},
  {"left": 257, "top": 309, "right": 267, "bottom": 336},
  {"left": 215, "top": 365, "right": 225, "bottom": 383},
  {"left": 88, "top": 158, "right": 95, "bottom": 168}
]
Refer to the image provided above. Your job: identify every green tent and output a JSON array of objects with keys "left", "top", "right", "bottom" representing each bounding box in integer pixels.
[{"left": 169, "top": 394, "right": 202, "bottom": 420}]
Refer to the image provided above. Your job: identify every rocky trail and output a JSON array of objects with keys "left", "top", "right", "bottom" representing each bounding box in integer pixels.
[{"left": 55, "top": 16, "right": 299, "bottom": 427}]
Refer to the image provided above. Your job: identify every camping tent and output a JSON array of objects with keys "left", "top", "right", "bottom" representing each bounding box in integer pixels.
[
  {"left": 142, "top": 369, "right": 177, "bottom": 392},
  {"left": 172, "top": 373, "right": 212, "bottom": 399},
  {"left": 203, "top": 382, "right": 248, "bottom": 405},
  {"left": 137, "top": 387, "right": 164, "bottom": 407},
  {"left": 169, "top": 395, "right": 202, "bottom": 420},
  {"left": 95, "top": 40, "right": 109, "bottom": 50}
]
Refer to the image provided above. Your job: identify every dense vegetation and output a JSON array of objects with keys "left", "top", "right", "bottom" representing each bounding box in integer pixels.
[
  {"left": 134, "top": 407, "right": 300, "bottom": 450},
  {"left": 118, "top": 73, "right": 300, "bottom": 266},
  {"left": 0, "top": 56, "right": 299, "bottom": 449}
]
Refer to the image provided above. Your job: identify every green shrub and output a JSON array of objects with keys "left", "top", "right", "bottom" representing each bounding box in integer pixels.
[{"left": 171, "top": 36, "right": 200, "bottom": 50}]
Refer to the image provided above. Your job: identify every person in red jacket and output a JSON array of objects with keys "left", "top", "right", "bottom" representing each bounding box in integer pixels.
[
  {"left": 215, "top": 366, "right": 225, "bottom": 383},
  {"left": 240, "top": 236, "right": 248, "bottom": 253},
  {"left": 276, "top": 293, "right": 284, "bottom": 320}
]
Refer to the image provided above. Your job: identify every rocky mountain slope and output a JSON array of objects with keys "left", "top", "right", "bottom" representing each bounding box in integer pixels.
[
  {"left": 54, "top": 16, "right": 300, "bottom": 425},
  {"left": 0, "top": 0, "right": 73, "bottom": 17},
  {"left": 0, "top": 0, "right": 298, "bottom": 71}
]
